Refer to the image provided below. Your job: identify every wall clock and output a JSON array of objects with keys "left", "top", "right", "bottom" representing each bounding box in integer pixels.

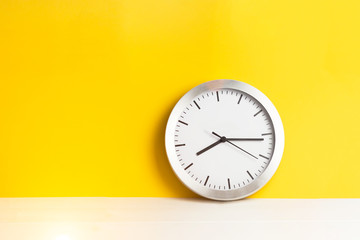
[{"left": 165, "top": 80, "right": 284, "bottom": 201}]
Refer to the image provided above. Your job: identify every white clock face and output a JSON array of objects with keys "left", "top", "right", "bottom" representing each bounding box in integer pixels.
[
  {"left": 165, "top": 80, "right": 284, "bottom": 200},
  {"left": 175, "top": 89, "right": 274, "bottom": 190}
]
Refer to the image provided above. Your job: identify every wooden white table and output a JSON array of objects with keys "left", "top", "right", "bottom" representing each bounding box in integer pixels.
[{"left": 0, "top": 198, "right": 359, "bottom": 240}]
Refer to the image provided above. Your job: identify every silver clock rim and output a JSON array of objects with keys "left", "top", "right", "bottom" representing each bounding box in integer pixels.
[{"left": 165, "top": 80, "right": 285, "bottom": 201}]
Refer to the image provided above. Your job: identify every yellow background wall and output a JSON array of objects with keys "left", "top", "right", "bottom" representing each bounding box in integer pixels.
[{"left": 1, "top": 0, "right": 360, "bottom": 197}]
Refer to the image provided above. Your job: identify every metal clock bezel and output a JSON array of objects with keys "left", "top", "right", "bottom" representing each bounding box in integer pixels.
[{"left": 165, "top": 80, "right": 285, "bottom": 201}]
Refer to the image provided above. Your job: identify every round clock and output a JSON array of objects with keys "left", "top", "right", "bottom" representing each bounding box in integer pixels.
[{"left": 165, "top": 80, "right": 284, "bottom": 201}]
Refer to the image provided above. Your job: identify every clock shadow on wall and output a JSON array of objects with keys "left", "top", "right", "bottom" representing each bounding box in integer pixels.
[{"left": 152, "top": 94, "right": 199, "bottom": 198}]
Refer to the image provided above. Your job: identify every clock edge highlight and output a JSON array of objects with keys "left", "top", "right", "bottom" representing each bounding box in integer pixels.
[{"left": 164, "top": 79, "right": 285, "bottom": 201}]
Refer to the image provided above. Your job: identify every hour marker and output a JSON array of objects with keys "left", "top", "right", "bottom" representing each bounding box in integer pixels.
[
  {"left": 178, "top": 120, "right": 188, "bottom": 126},
  {"left": 184, "top": 163, "right": 193, "bottom": 170},
  {"left": 247, "top": 171, "right": 254, "bottom": 180},
  {"left": 193, "top": 100, "right": 201, "bottom": 110},
  {"left": 216, "top": 91, "right": 219, "bottom": 102},
  {"left": 262, "top": 133, "right": 272, "bottom": 136},
  {"left": 259, "top": 154, "right": 270, "bottom": 160},
  {"left": 227, "top": 178, "right": 231, "bottom": 189},
  {"left": 175, "top": 144, "right": 185, "bottom": 147},
  {"left": 237, "top": 94, "right": 243, "bottom": 104},
  {"left": 204, "top": 176, "right": 209, "bottom": 186},
  {"left": 254, "top": 109, "right": 263, "bottom": 117}
]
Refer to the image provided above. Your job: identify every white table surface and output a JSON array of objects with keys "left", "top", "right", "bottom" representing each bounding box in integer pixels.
[{"left": 0, "top": 198, "right": 359, "bottom": 240}]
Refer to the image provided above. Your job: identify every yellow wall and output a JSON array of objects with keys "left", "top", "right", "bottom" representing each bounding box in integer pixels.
[{"left": 0, "top": 0, "right": 360, "bottom": 197}]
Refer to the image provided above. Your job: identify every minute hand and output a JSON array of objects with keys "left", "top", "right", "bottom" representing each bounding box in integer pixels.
[
  {"left": 226, "top": 138, "right": 264, "bottom": 141},
  {"left": 212, "top": 132, "right": 259, "bottom": 160}
]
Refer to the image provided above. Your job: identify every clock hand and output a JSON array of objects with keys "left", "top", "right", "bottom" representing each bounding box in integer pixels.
[
  {"left": 211, "top": 132, "right": 263, "bottom": 141},
  {"left": 226, "top": 138, "right": 264, "bottom": 141},
  {"left": 212, "top": 132, "right": 258, "bottom": 159},
  {"left": 226, "top": 141, "right": 258, "bottom": 159},
  {"left": 196, "top": 136, "right": 227, "bottom": 156}
]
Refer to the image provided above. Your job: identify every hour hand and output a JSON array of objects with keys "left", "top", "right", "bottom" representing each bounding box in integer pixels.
[{"left": 196, "top": 139, "right": 222, "bottom": 156}]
